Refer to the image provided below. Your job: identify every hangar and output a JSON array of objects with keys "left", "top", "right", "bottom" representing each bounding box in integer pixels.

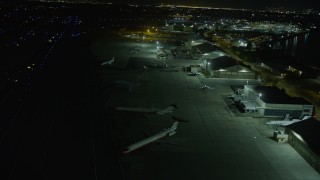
[
  {"left": 286, "top": 119, "right": 320, "bottom": 173},
  {"left": 192, "top": 42, "right": 225, "bottom": 60},
  {"left": 239, "top": 85, "right": 314, "bottom": 118},
  {"left": 208, "top": 56, "right": 256, "bottom": 79}
]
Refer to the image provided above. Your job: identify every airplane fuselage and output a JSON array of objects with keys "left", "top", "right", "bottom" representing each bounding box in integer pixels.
[
  {"left": 266, "top": 119, "right": 301, "bottom": 126},
  {"left": 123, "top": 124, "right": 177, "bottom": 154}
]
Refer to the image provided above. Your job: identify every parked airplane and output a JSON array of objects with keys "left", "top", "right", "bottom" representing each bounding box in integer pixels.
[
  {"left": 123, "top": 116, "right": 188, "bottom": 154},
  {"left": 199, "top": 83, "right": 214, "bottom": 90},
  {"left": 114, "top": 80, "right": 140, "bottom": 91},
  {"left": 266, "top": 114, "right": 311, "bottom": 126},
  {"left": 101, "top": 57, "right": 114, "bottom": 66},
  {"left": 116, "top": 104, "right": 177, "bottom": 115}
]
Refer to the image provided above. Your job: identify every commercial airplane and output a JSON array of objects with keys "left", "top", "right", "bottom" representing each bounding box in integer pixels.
[
  {"left": 113, "top": 80, "right": 140, "bottom": 91},
  {"left": 199, "top": 83, "right": 214, "bottom": 90},
  {"left": 101, "top": 57, "right": 114, "bottom": 66},
  {"left": 123, "top": 116, "right": 188, "bottom": 154},
  {"left": 116, "top": 104, "right": 177, "bottom": 115},
  {"left": 266, "top": 114, "right": 311, "bottom": 126}
]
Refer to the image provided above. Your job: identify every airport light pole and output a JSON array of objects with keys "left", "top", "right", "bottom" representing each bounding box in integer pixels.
[{"left": 206, "top": 62, "right": 210, "bottom": 74}]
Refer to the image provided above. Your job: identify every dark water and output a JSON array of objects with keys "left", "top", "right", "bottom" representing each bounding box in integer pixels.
[{"left": 267, "top": 29, "right": 320, "bottom": 68}]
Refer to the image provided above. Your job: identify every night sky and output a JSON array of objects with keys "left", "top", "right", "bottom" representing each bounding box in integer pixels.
[{"left": 117, "top": 0, "right": 319, "bottom": 9}]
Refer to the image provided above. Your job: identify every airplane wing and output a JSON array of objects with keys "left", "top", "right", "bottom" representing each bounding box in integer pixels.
[{"left": 155, "top": 104, "right": 178, "bottom": 115}]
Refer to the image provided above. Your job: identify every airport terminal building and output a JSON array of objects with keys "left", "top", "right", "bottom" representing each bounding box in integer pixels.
[{"left": 239, "top": 85, "right": 313, "bottom": 118}]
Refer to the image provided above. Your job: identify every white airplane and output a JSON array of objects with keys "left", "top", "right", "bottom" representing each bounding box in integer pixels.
[
  {"left": 199, "top": 83, "right": 214, "bottom": 90},
  {"left": 113, "top": 80, "right": 141, "bottom": 91},
  {"left": 123, "top": 116, "right": 187, "bottom": 154},
  {"left": 266, "top": 114, "right": 311, "bottom": 126},
  {"left": 116, "top": 104, "right": 177, "bottom": 115},
  {"left": 101, "top": 57, "right": 114, "bottom": 66}
]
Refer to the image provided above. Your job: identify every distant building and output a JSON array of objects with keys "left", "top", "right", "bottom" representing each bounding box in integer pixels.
[
  {"left": 241, "top": 85, "right": 313, "bottom": 118},
  {"left": 164, "top": 15, "right": 193, "bottom": 32},
  {"left": 208, "top": 56, "right": 256, "bottom": 79},
  {"left": 286, "top": 118, "right": 320, "bottom": 173},
  {"left": 191, "top": 42, "right": 225, "bottom": 60}
]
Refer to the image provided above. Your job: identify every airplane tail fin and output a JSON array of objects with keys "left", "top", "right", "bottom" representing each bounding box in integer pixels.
[
  {"left": 284, "top": 114, "right": 290, "bottom": 121},
  {"left": 170, "top": 121, "right": 179, "bottom": 131}
]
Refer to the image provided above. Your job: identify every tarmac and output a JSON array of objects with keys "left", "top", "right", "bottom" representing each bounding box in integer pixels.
[{"left": 96, "top": 33, "right": 320, "bottom": 180}]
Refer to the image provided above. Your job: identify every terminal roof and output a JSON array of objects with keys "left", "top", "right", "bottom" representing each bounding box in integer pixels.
[
  {"left": 253, "top": 86, "right": 312, "bottom": 105},
  {"left": 209, "top": 56, "right": 238, "bottom": 70},
  {"left": 193, "top": 42, "right": 217, "bottom": 54}
]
